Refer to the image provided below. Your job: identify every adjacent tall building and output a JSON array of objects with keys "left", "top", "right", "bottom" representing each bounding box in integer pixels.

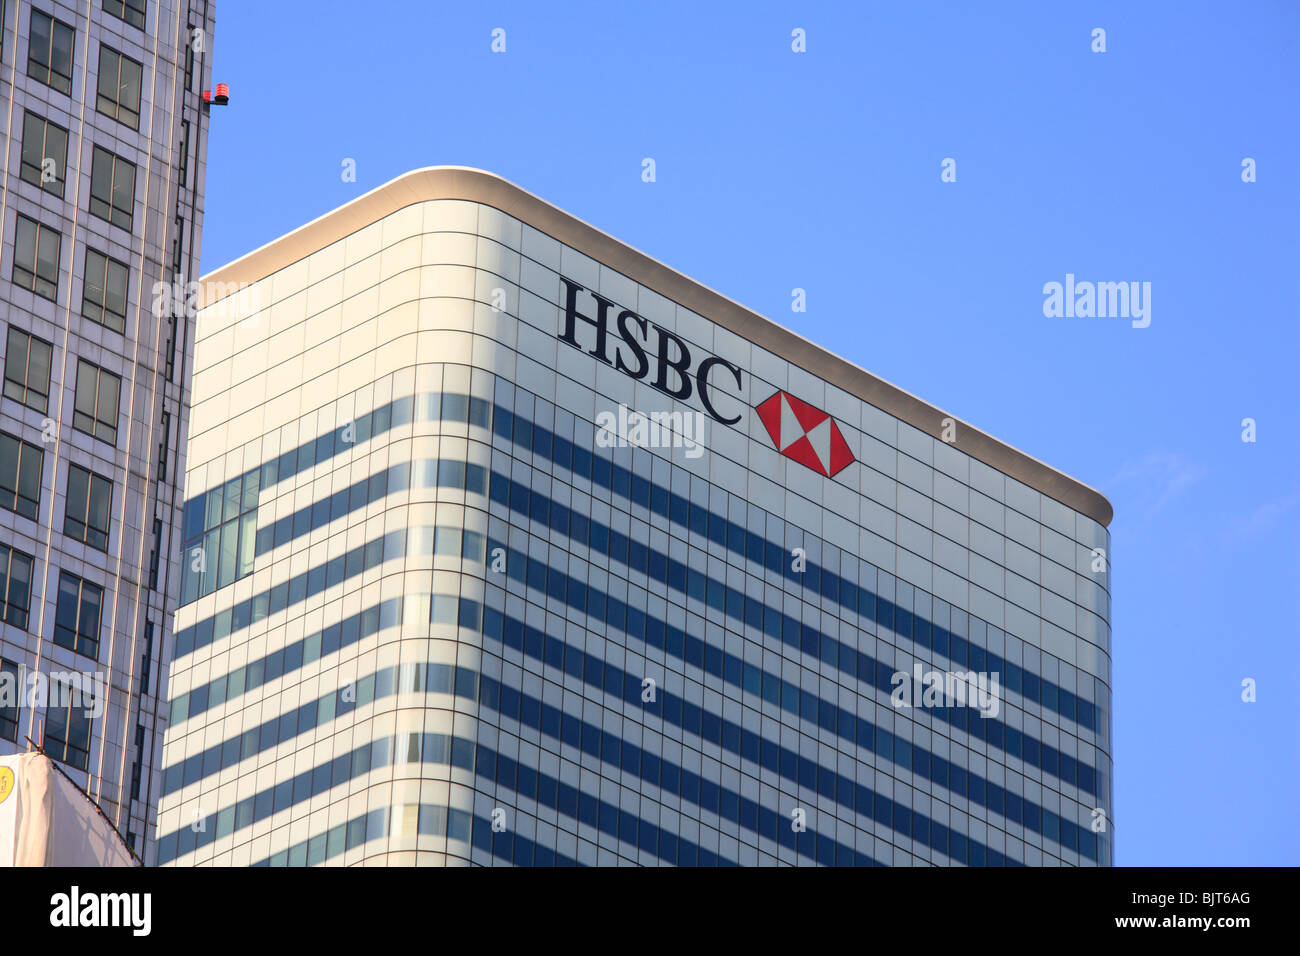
[
  {"left": 0, "top": 0, "right": 214, "bottom": 864},
  {"left": 157, "top": 167, "right": 1114, "bottom": 866}
]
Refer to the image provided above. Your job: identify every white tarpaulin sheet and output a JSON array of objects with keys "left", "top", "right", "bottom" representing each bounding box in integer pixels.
[{"left": 0, "top": 752, "right": 134, "bottom": 867}]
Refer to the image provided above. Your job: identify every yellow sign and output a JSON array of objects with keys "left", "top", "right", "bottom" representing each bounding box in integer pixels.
[{"left": 0, "top": 767, "right": 14, "bottom": 805}]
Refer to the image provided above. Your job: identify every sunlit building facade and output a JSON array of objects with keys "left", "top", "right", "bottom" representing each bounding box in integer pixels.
[{"left": 156, "top": 167, "right": 1114, "bottom": 866}]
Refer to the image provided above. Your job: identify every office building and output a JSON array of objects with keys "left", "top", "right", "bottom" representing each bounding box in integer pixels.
[
  {"left": 0, "top": 0, "right": 215, "bottom": 864},
  {"left": 157, "top": 167, "right": 1113, "bottom": 866}
]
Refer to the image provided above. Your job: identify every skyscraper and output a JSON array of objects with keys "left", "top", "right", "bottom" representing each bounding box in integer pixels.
[
  {"left": 0, "top": 0, "right": 214, "bottom": 864},
  {"left": 158, "top": 167, "right": 1113, "bottom": 867}
]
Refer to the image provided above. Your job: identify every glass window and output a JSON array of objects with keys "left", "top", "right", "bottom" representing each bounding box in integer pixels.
[
  {"left": 184, "top": 24, "right": 195, "bottom": 92},
  {"left": 64, "top": 464, "right": 112, "bottom": 551},
  {"left": 89, "top": 147, "right": 136, "bottom": 230},
  {"left": 19, "top": 110, "right": 68, "bottom": 196},
  {"left": 12, "top": 214, "right": 61, "bottom": 301},
  {"left": 0, "top": 544, "right": 33, "bottom": 630},
  {"left": 4, "top": 327, "right": 54, "bottom": 413},
  {"left": 27, "top": 10, "right": 74, "bottom": 95},
  {"left": 54, "top": 571, "right": 102, "bottom": 660},
  {"left": 0, "top": 658, "right": 18, "bottom": 743},
  {"left": 178, "top": 120, "right": 191, "bottom": 188},
  {"left": 103, "top": 0, "right": 146, "bottom": 30},
  {"left": 0, "top": 430, "right": 43, "bottom": 520},
  {"left": 96, "top": 45, "right": 143, "bottom": 129},
  {"left": 43, "top": 677, "right": 94, "bottom": 770},
  {"left": 82, "top": 249, "right": 129, "bottom": 334},
  {"left": 72, "top": 359, "right": 121, "bottom": 445}
]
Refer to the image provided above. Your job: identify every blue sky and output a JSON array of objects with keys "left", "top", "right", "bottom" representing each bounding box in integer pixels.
[{"left": 201, "top": 1, "right": 1299, "bottom": 865}]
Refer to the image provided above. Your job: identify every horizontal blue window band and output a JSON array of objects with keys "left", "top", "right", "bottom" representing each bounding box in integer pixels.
[
  {"left": 162, "top": 604, "right": 1095, "bottom": 861},
  {"left": 177, "top": 387, "right": 1103, "bottom": 735},
  {"left": 487, "top": 467, "right": 1097, "bottom": 735},
  {"left": 170, "top": 516, "right": 1099, "bottom": 805},
  {"left": 485, "top": 535, "right": 1100, "bottom": 801},
  {"left": 167, "top": 598, "right": 403, "bottom": 725},
  {"left": 159, "top": 726, "right": 863, "bottom": 869},
  {"left": 479, "top": 604, "right": 1097, "bottom": 863},
  {"left": 161, "top": 661, "right": 1020, "bottom": 868},
  {"left": 251, "top": 804, "right": 582, "bottom": 868},
  {"left": 169, "top": 537, "right": 1097, "bottom": 815},
  {"left": 172, "top": 528, "right": 409, "bottom": 659}
]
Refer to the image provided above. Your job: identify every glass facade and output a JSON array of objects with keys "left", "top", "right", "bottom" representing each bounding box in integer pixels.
[{"left": 159, "top": 175, "right": 1113, "bottom": 866}]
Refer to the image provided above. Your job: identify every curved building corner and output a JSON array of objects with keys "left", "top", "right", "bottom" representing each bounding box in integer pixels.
[{"left": 157, "top": 168, "right": 1113, "bottom": 867}]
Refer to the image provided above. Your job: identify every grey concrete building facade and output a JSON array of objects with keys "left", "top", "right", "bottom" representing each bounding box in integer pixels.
[{"left": 0, "top": 0, "right": 215, "bottom": 864}]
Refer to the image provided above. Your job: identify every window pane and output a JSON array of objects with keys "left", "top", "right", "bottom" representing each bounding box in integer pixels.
[
  {"left": 15, "top": 216, "right": 36, "bottom": 267},
  {"left": 121, "top": 58, "right": 141, "bottom": 110},
  {"left": 217, "top": 521, "right": 238, "bottom": 588},
  {"left": 67, "top": 466, "right": 88, "bottom": 518},
  {"left": 99, "top": 372, "right": 120, "bottom": 432},
  {"left": 4, "top": 332, "right": 28, "bottom": 393},
  {"left": 88, "top": 475, "right": 111, "bottom": 547},
  {"left": 55, "top": 574, "right": 80, "bottom": 641},
  {"left": 75, "top": 363, "right": 98, "bottom": 423},
  {"left": 237, "top": 512, "right": 257, "bottom": 578},
  {"left": 52, "top": 23, "right": 73, "bottom": 78},
  {"left": 16, "top": 445, "right": 42, "bottom": 515},
  {"left": 20, "top": 113, "right": 42, "bottom": 182},
  {"left": 97, "top": 46, "right": 116, "bottom": 103},
  {"left": 106, "top": 259, "right": 128, "bottom": 321},
  {"left": 37, "top": 226, "right": 60, "bottom": 284},
  {"left": 30, "top": 14, "right": 51, "bottom": 70},
  {"left": 80, "top": 582, "right": 102, "bottom": 645},
  {"left": 29, "top": 338, "right": 51, "bottom": 400}
]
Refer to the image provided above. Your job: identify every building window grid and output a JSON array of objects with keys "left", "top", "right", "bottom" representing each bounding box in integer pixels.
[
  {"left": 250, "top": 391, "right": 1095, "bottom": 740},
  {"left": 64, "top": 464, "right": 113, "bottom": 552},
  {"left": 3, "top": 326, "right": 54, "bottom": 413},
  {"left": 0, "top": 542, "right": 34, "bottom": 630},
  {"left": 12, "top": 214, "right": 61, "bottom": 301},
  {"left": 103, "top": 0, "right": 147, "bottom": 31},
  {"left": 43, "top": 678, "right": 94, "bottom": 771},
  {"left": 172, "top": 390, "right": 1102, "bottom": 764},
  {"left": 89, "top": 146, "right": 137, "bottom": 231},
  {"left": 53, "top": 571, "right": 103, "bottom": 660},
  {"left": 19, "top": 110, "right": 68, "bottom": 196},
  {"left": 160, "top": 633, "right": 1068, "bottom": 868},
  {"left": 96, "top": 44, "right": 143, "bottom": 130},
  {"left": 159, "top": 515, "right": 1097, "bottom": 868},
  {"left": 82, "top": 248, "right": 130, "bottom": 334},
  {"left": 73, "top": 359, "right": 121, "bottom": 445},
  {"left": 26, "top": 10, "right": 74, "bottom": 95},
  {"left": 165, "top": 373, "right": 1106, "bottom": 867},
  {"left": 0, "top": 430, "right": 44, "bottom": 521}
]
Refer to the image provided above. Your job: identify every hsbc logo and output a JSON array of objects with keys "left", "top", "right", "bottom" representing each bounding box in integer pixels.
[
  {"left": 558, "top": 277, "right": 745, "bottom": 425},
  {"left": 558, "top": 276, "right": 855, "bottom": 479},
  {"left": 756, "top": 390, "right": 855, "bottom": 478}
]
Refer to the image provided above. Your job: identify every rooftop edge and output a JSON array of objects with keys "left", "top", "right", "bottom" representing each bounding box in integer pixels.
[{"left": 197, "top": 165, "right": 1114, "bottom": 528}]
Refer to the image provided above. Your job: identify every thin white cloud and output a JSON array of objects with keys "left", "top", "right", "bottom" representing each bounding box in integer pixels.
[{"left": 1107, "top": 451, "right": 1207, "bottom": 518}]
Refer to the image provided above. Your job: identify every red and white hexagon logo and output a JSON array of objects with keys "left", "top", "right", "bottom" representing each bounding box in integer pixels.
[{"left": 755, "top": 390, "right": 855, "bottom": 478}]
